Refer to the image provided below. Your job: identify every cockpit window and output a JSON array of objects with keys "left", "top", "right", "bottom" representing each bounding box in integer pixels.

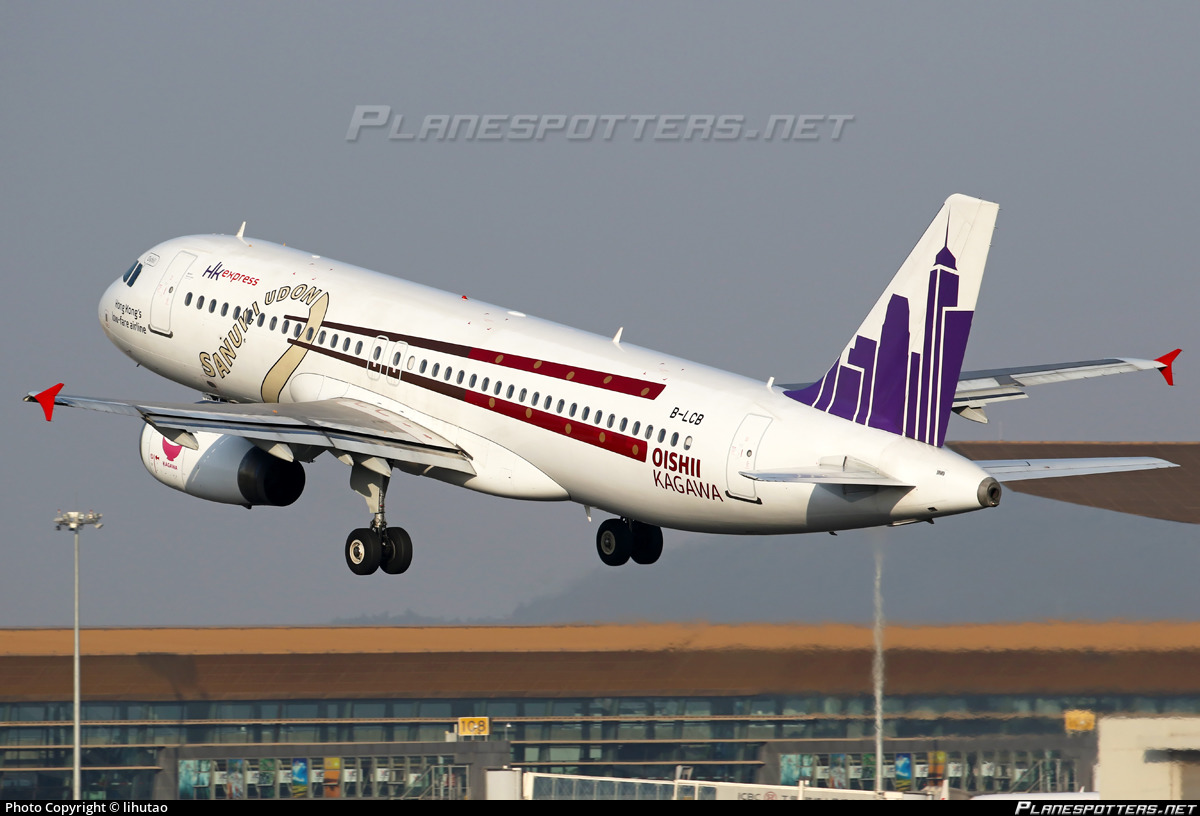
[{"left": 123, "top": 262, "right": 143, "bottom": 287}]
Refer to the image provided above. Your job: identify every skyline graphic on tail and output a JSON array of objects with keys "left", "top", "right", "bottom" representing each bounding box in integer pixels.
[{"left": 785, "top": 194, "right": 999, "bottom": 448}]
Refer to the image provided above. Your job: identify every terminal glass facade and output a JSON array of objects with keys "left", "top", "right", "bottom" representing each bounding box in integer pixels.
[{"left": 2, "top": 692, "right": 1197, "bottom": 799}]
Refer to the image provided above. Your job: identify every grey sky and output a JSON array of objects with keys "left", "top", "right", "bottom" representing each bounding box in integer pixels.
[{"left": 2, "top": 3, "right": 1196, "bottom": 627}]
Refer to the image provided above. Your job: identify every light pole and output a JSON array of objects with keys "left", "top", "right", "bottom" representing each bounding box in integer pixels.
[
  {"left": 872, "top": 542, "right": 885, "bottom": 795},
  {"left": 55, "top": 510, "right": 102, "bottom": 801}
]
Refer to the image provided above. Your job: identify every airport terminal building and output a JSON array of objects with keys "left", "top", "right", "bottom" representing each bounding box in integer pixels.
[{"left": 1, "top": 622, "right": 1198, "bottom": 799}]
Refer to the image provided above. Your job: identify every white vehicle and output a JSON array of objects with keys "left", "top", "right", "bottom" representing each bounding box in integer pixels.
[{"left": 28, "top": 195, "right": 1179, "bottom": 576}]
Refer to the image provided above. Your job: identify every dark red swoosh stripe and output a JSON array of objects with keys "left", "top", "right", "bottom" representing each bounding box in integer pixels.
[
  {"left": 285, "top": 339, "right": 648, "bottom": 463},
  {"left": 407, "top": 374, "right": 647, "bottom": 463},
  {"left": 288, "top": 316, "right": 665, "bottom": 400}
]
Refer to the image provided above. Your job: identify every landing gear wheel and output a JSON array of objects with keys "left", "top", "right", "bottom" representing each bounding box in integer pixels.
[
  {"left": 631, "top": 522, "right": 663, "bottom": 565},
  {"left": 381, "top": 527, "right": 413, "bottom": 575},
  {"left": 596, "top": 519, "right": 633, "bottom": 566},
  {"left": 345, "top": 528, "right": 382, "bottom": 575}
]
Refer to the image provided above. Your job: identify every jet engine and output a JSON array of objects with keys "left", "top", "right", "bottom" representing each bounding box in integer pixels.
[{"left": 139, "top": 424, "right": 305, "bottom": 507}]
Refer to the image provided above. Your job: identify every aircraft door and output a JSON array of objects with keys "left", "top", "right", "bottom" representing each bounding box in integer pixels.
[
  {"left": 148, "top": 251, "right": 196, "bottom": 337},
  {"left": 366, "top": 335, "right": 390, "bottom": 381},
  {"left": 386, "top": 341, "right": 407, "bottom": 385},
  {"left": 726, "top": 414, "right": 772, "bottom": 501}
]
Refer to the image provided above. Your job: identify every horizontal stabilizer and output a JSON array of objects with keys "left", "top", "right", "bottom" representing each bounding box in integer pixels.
[
  {"left": 948, "top": 441, "right": 1198, "bottom": 524},
  {"left": 741, "top": 457, "right": 912, "bottom": 487},
  {"left": 25, "top": 391, "right": 475, "bottom": 476},
  {"left": 977, "top": 457, "right": 1177, "bottom": 482}
]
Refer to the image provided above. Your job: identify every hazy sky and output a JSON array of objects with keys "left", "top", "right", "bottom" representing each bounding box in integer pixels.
[{"left": 3, "top": 3, "right": 1196, "bottom": 627}]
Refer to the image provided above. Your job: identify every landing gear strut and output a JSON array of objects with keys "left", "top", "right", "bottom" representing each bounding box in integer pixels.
[
  {"left": 596, "top": 518, "right": 663, "bottom": 566},
  {"left": 345, "top": 463, "right": 413, "bottom": 576}
]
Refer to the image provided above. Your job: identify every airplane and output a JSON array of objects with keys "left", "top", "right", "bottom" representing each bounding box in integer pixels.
[{"left": 26, "top": 194, "right": 1182, "bottom": 577}]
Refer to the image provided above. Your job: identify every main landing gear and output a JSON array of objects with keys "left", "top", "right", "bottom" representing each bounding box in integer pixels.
[
  {"left": 596, "top": 518, "right": 663, "bottom": 567},
  {"left": 344, "top": 463, "right": 412, "bottom": 576}
]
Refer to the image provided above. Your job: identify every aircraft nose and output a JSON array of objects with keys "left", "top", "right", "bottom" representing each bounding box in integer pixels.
[{"left": 100, "top": 259, "right": 148, "bottom": 338}]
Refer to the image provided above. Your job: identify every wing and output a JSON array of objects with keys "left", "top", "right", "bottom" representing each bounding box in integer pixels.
[
  {"left": 24, "top": 388, "right": 475, "bottom": 476},
  {"left": 951, "top": 350, "right": 1180, "bottom": 423},
  {"left": 776, "top": 350, "right": 1179, "bottom": 425}
]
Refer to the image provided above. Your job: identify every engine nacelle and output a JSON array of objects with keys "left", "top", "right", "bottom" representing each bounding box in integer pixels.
[{"left": 139, "top": 425, "right": 305, "bottom": 507}]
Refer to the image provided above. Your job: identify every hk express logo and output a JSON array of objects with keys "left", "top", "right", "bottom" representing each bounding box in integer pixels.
[{"left": 203, "top": 261, "right": 260, "bottom": 287}]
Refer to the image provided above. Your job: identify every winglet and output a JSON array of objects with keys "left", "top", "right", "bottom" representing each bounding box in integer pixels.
[
  {"left": 1155, "top": 348, "right": 1181, "bottom": 386},
  {"left": 25, "top": 383, "right": 65, "bottom": 421}
]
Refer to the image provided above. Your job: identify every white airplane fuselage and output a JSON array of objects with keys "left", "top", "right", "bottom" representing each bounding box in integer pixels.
[{"left": 98, "top": 233, "right": 995, "bottom": 536}]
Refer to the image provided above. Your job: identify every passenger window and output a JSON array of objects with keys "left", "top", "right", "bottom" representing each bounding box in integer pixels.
[
  {"left": 645, "top": 425, "right": 653, "bottom": 440},
  {"left": 544, "top": 396, "right": 552, "bottom": 410},
  {"left": 594, "top": 411, "right": 603, "bottom": 425},
  {"left": 184, "top": 293, "right": 193, "bottom": 307},
  {"left": 307, "top": 327, "right": 315, "bottom": 342},
  {"left": 556, "top": 399, "right": 564, "bottom": 413},
  {"left": 373, "top": 346, "right": 382, "bottom": 361},
  {"left": 354, "top": 340, "right": 362, "bottom": 354},
  {"left": 343, "top": 337, "right": 351, "bottom": 352},
  {"left": 233, "top": 306, "right": 241, "bottom": 320},
  {"left": 494, "top": 381, "right": 502, "bottom": 395},
  {"left": 506, "top": 385, "right": 514, "bottom": 399},
  {"left": 432, "top": 362, "right": 440, "bottom": 377},
  {"left": 419, "top": 360, "right": 427, "bottom": 373},
  {"left": 221, "top": 303, "right": 229, "bottom": 317},
  {"left": 520, "top": 388, "right": 528, "bottom": 402},
  {"left": 531, "top": 391, "right": 538, "bottom": 405},
  {"left": 444, "top": 366, "right": 452, "bottom": 381},
  {"left": 671, "top": 432, "right": 679, "bottom": 446},
  {"left": 683, "top": 436, "right": 693, "bottom": 450},
  {"left": 569, "top": 403, "right": 577, "bottom": 417},
  {"left": 481, "top": 377, "right": 489, "bottom": 391},
  {"left": 619, "top": 418, "right": 627, "bottom": 432},
  {"left": 658, "top": 429, "right": 666, "bottom": 443},
  {"left": 469, "top": 374, "right": 477, "bottom": 388},
  {"left": 330, "top": 333, "right": 338, "bottom": 347},
  {"left": 256, "top": 314, "right": 264, "bottom": 327},
  {"left": 281, "top": 319, "right": 290, "bottom": 333},
  {"left": 294, "top": 324, "right": 302, "bottom": 338},
  {"left": 319, "top": 330, "right": 327, "bottom": 344},
  {"left": 632, "top": 421, "right": 640, "bottom": 436},
  {"left": 269, "top": 317, "right": 277, "bottom": 331},
  {"left": 196, "top": 295, "right": 205, "bottom": 310},
  {"left": 209, "top": 300, "right": 217, "bottom": 314},
  {"left": 457, "top": 371, "right": 465, "bottom": 385},
  {"left": 407, "top": 356, "right": 416, "bottom": 371},
  {"left": 581, "top": 407, "right": 590, "bottom": 421},
  {"left": 393, "top": 352, "right": 402, "bottom": 366},
  {"left": 607, "top": 415, "right": 615, "bottom": 429}
]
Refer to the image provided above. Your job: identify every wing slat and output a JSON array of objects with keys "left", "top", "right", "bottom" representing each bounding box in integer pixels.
[{"left": 31, "top": 392, "right": 475, "bottom": 475}]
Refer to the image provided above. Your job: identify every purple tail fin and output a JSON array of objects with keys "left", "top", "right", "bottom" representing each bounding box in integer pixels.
[{"left": 785, "top": 194, "right": 999, "bottom": 448}]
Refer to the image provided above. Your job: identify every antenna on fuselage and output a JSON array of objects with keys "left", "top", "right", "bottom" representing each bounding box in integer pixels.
[{"left": 236, "top": 221, "right": 247, "bottom": 241}]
